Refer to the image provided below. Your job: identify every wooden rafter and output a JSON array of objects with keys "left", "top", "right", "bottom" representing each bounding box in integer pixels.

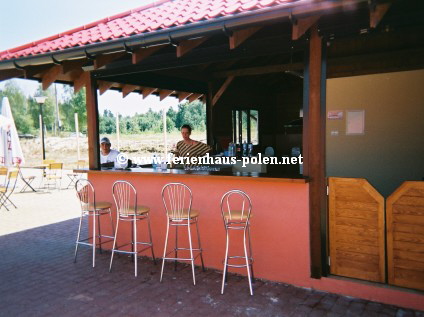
[
  {"left": 122, "top": 84, "right": 139, "bottom": 98},
  {"left": 229, "top": 26, "right": 261, "bottom": 50},
  {"left": 62, "top": 59, "right": 86, "bottom": 74},
  {"left": 188, "top": 93, "right": 202, "bottom": 103},
  {"left": 178, "top": 91, "right": 192, "bottom": 102},
  {"left": 142, "top": 87, "right": 157, "bottom": 99},
  {"left": 159, "top": 89, "right": 174, "bottom": 101},
  {"left": 132, "top": 46, "right": 164, "bottom": 64},
  {"left": 370, "top": 2, "right": 391, "bottom": 28},
  {"left": 94, "top": 52, "right": 127, "bottom": 69},
  {"left": 98, "top": 80, "right": 114, "bottom": 95},
  {"left": 24, "top": 64, "right": 52, "bottom": 79},
  {"left": 177, "top": 37, "right": 208, "bottom": 58},
  {"left": 212, "top": 76, "right": 234, "bottom": 107},
  {"left": 292, "top": 15, "right": 321, "bottom": 40},
  {"left": 73, "top": 72, "right": 89, "bottom": 93},
  {"left": 213, "top": 62, "right": 303, "bottom": 78},
  {"left": 42, "top": 65, "right": 63, "bottom": 90},
  {"left": 0, "top": 69, "right": 23, "bottom": 81}
]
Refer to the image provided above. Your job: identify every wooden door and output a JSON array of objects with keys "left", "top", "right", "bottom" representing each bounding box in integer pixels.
[
  {"left": 328, "top": 177, "right": 385, "bottom": 282},
  {"left": 387, "top": 181, "right": 424, "bottom": 291}
]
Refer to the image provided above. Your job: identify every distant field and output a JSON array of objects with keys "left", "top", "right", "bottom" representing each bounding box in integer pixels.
[{"left": 21, "top": 131, "right": 206, "bottom": 168}]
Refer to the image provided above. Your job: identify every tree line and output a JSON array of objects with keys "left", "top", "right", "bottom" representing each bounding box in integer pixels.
[{"left": 0, "top": 80, "right": 206, "bottom": 135}]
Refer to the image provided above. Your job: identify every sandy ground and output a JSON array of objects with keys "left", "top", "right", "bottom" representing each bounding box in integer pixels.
[{"left": 0, "top": 168, "right": 81, "bottom": 236}]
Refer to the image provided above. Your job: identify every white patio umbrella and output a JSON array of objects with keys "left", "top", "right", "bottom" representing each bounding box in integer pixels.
[{"left": 0, "top": 97, "right": 25, "bottom": 166}]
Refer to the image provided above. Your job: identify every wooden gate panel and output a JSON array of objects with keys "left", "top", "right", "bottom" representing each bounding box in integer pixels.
[
  {"left": 329, "top": 177, "right": 385, "bottom": 282},
  {"left": 387, "top": 181, "right": 424, "bottom": 290}
]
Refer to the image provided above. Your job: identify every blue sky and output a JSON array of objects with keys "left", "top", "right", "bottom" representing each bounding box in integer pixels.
[{"left": 0, "top": 0, "right": 178, "bottom": 115}]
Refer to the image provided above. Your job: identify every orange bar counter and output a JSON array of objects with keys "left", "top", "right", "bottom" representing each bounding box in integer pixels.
[{"left": 86, "top": 169, "right": 423, "bottom": 311}]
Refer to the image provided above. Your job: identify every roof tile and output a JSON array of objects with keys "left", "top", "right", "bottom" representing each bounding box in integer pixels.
[{"left": 0, "top": 0, "right": 300, "bottom": 61}]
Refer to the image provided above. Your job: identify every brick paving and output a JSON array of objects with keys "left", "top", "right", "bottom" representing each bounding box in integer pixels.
[{"left": 0, "top": 184, "right": 423, "bottom": 316}]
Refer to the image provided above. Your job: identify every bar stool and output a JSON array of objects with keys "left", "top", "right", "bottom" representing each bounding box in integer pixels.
[
  {"left": 220, "top": 189, "right": 254, "bottom": 295},
  {"left": 160, "top": 182, "right": 205, "bottom": 285},
  {"left": 74, "top": 179, "right": 115, "bottom": 267},
  {"left": 109, "top": 180, "right": 156, "bottom": 277}
]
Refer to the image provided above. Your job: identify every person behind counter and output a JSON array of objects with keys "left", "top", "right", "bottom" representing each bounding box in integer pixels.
[
  {"left": 100, "top": 137, "right": 120, "bottom": 167},
  {"left": 174, "top": 124, "right": 211, "bottom": 165}
]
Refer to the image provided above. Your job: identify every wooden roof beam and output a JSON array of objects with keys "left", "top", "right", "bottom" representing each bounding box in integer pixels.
[
  {"left": 0, "top": 69, "right": 23, "bottom": 81},
  {"left": 94, "top": 52, "right": 128, "bottom": 69},
  {"left": 132, "top": 46, "right": 164, "bottom": 64},
  {"left": 188, "top": 93, "right": 203, "bottom": 103},
  {"left": 122, "top": 84, "right": 139, "bottom": 98},
  {"left": 98, "top": 80, "right": 114, "bottom": 95},
  {"left": 213, "top": 63, "right": 303, "bottom": 78},
  {"left": 62, "top": 59, "right": 86, "bottom": 74},
  {"left": 177, "top": 37, "right": 208, "bottom": 58},
  {"left": 292, "top": 15, "right": 321, "bottom": 40},
  {"left": 229, "top": 26, "right": 261, "bottom": 50},
  {"left": 212, "top": 76, "right": 234, "bottom": 107},
  {"left": 24, "top": 64, "right": 52, "bottom": 79},
  {"left": 178, "top": 91, "right": 192, "bottom": 102},
  {"left": 159, "top": 89, "right": 174, "bottom": 101},
  {"left": 370, "top": 2, "right": 391, "bottom": 29},
  {"left": 142, "top": 87, "right": 157, "bottom": 99},
  {"left": 41, "top": 65, "right": 63, "bottom": 90},
  {"left": 73, "top": 72, "right": 89, "bottom": 93}
]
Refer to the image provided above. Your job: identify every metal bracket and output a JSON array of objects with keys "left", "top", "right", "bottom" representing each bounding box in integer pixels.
[
  {"left": 51, "top": 55, "right": 62, "bottom": 65},
  {"left": 123, "top": 42, "right": 133, "bottom": 54},
  {"left": 84, "top": 49, "right": 95, "bottom": 60},
  {"left": 222, "top": 24, "right": 233, "bottom": 37},
  {"left": 13, "top": 60, "right": 25, "bottom": 70},
  {"left": 168, "top": 34, "right": 178, "bottom": 47}
]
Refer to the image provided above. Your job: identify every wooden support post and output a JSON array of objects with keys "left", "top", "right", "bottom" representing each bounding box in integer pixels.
[
  {"left": 207, "top": 82, "right": 214, "bottom": 147},
  {"left": 304, "top": 25, "right": 326, "bottom": 279},
  {"left": 85, "top": 74, "right": 100, "bottom": 170}
]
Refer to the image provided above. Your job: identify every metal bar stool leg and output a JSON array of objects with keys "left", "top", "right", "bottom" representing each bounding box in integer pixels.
[
  {"left": 195, "top": 218, "right": 205, "bottom": 271},
  {"left": 247, "top": 223, "right": 254, "bottom": 281},
  {"left": 133, "top": 215, "right": 138, "bottom": 277},
  {"left": 92, "top": 212, "right": 96, "bottom": 267},
  {"left": 109, "top": 217, "right": 120, "bottom": 272},
  {"left": 174, "top": 225, "right": 178, "bottom": 271},
  {"left": 187, "top": 221, "right": 196, "bottom": 285},
  {"left": 160, "top": 219, "right": 171, "bottom": 282},
  {"left": 244, "top": 228, "right": 253, "bottom": 296},
  {"left": 74, "top": 212, "right": 84, "bottom": 263},
  {"left": 97, "top": 213, "right": 103, "bottom": 254},
  {"left": 221, "top": 225, "right": 230, "bottom": 294}
]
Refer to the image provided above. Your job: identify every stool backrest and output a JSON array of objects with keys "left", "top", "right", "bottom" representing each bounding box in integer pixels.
[
  {"left": 112, "top": 180, "right": 137, "bottom": 217},
  {"left": 75, "top": 179, "right": 95, "bottom": 212},
  {"left": 161, "top": 182, "right": 192, "bottom": 220},
  {"left": 220, "top": 190, "right": 252, "bottom": 222}
]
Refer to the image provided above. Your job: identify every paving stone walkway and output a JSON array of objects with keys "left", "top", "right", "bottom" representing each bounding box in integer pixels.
[{"left": 0, "top": 185, "right": 423, "bottom": 316}]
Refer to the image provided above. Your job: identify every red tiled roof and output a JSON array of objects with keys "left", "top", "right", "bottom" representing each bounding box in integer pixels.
[{"left": 0, "top": 0, "right": 299, "bottom": 61}]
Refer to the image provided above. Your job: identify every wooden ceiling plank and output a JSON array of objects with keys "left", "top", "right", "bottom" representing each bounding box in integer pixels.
[
  {"left": 41, "top": 65, "right": 63, "bottom": 90},
  {"left": 229, "top": 26, "right": 262, "bottom": 50},
  {"left": 94, "top": 52, "right": 128, "bottom": 69},
  {"left": 292, "top": 15, "right": 321, "bottom": 40},
  {"left": 159, "top": 89, "right": 174, "bottom": 101},
  {"left": 122, "top": 84, "right": 139, "bottom": 98},
  {"left": 142, "top": 87, "right": 157, "bottom": 99},
  {"left": 73, "top": 72, "right": 89, "bottom": 93},
  {"left": 370, "top": 2, "right": 391, "bottom": 29},
  {"left": 212, "top": 76, "right": 234, "bottom": 107},
  {"left": 132, "top": 46, "right": 164, "bottom": 64},
  {"left": 98, "top": 80, "right": 115, "bottom": 95},
  {"left": 0, "top": 69, "right": 24, "bottom": 81},
  {"left": 178, "top": 91, "right": 192, "bottom": 102},
  {"left": 188, "top": 93, "right": 202, "bottom": 103},
  {"left": 177, "top": 37, "right": 208, "bottom": 58}
]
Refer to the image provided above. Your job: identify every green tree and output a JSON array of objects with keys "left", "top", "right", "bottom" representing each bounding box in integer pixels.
[
  {"left": 60, "top": 86, "right": 87, "bottom": 132},
  {"left": 0, "top": 80, "right": 35, "bottom": 134}
]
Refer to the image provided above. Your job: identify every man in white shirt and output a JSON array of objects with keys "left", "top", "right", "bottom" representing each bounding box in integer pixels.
[{"left": 100, "top": 137, "right": 120, "bottom": 167}]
